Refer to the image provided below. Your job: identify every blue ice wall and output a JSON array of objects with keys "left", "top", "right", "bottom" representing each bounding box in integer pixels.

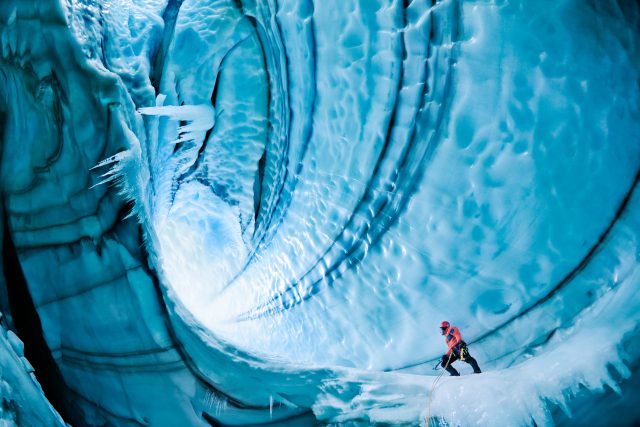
[{"left": 0, "top": 0, "right": 639, "bottom": 426}]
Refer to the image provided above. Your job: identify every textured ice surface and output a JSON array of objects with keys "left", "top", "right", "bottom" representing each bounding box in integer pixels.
[
  {"left": 0, "top": 317, "right": 64, "bottom": 426},
  {"left": 0, "top": 0, "right": 639, "bottom": 426}
]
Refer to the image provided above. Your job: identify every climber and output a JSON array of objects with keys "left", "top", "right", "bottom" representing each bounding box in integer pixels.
[{"left": 439, "top": 321, "right": 482, "bottom": 376}]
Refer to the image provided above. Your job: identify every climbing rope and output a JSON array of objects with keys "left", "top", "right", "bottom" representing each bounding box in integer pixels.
[{"left": 425, "top": 352, "right": 453, "bottom": 427}]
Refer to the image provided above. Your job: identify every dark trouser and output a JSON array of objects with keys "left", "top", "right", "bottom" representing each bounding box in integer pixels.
[{"left": 442, "top": 343, "right": 482, "bottom": 376}]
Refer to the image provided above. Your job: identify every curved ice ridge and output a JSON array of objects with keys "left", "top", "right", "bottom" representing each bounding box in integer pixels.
[{"left": 0, "top": 0, "right": 639, "bottom": 426}]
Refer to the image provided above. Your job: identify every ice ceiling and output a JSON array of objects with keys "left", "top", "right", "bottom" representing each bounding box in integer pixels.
[{"left": 0, "top": 0, "right": 639, "bottom": 426}]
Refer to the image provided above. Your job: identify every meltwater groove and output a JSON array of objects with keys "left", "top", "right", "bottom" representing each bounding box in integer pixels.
[
  {"left": 242, "top": 0, "right": 460, "bottom": 320},
  {"left": 0, "top": 0, "right": 639, "bottom": 426}
]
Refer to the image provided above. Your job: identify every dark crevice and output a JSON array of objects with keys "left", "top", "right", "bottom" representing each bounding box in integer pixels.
[
  {"left": 245, "top": 16, "right": 272, "bottom": 230},
  {"left": 211, "top": 65, "right": 222, "bottom": 109},
  {"left": 2, "top": 204, "right": 78, "bottom": 425},
  {"left": 246, "top": 13, "right": 292, "bottom": 246},
  {"left": 231, "top": 0, "right": 244, "bottom": 15},
  {"left": 202, "top": 412, "right": 223, "bottom": 427},
  {"left": 52, "top": 343, "right": 176, "bottom": 359},
  {"left": 150, "top": 0, "right": 185, "bottom": 94},
  {"left": 254, "top": 148, "right": 267, "bottom": 221},
  {"left": 202, "top": 408, "right": 316, "bottom": 427},
  {"left": 59, "top": 352, "right": 184, "bottom": 373},
  {"left": 0, "top": 111, "right": 11, "bottom": 328}
]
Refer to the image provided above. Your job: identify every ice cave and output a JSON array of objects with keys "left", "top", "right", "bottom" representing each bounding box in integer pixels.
[{"left": 0, "top": 0, "right": 639, "bottom": 425}]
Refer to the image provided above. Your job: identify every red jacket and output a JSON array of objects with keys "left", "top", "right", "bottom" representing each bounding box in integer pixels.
[{"left": 444, "top": 326, "right": 462, "bottom": 355}]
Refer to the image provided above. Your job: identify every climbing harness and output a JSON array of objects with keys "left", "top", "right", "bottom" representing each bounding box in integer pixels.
[{"left": 425, "top": 352, "right": 453, "bottom": 427}]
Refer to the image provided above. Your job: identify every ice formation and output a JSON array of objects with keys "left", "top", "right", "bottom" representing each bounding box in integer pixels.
[{"left": 0, "top": 0, "right": 639, "bottom": 426}]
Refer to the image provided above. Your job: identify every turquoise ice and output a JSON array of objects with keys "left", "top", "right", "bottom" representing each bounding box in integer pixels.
[{"left": 0, "top": 0, "right": 639, "bottom": 425}]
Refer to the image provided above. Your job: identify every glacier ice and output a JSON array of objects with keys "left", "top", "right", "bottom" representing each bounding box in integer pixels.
[
  {"left": 0, "top": 317, "right": 64, "bottom": 426},
  {"left": 0, "top": 0, "right": 639, "bottom": 426}
]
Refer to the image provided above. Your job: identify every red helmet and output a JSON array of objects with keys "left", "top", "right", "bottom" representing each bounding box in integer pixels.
[{"left": 440, "top": 321, "right": 450, "bottom": 329}]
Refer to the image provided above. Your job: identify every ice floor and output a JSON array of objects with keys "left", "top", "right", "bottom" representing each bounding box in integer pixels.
[{"left": 0, "top": 0, "right": 639, "bottom": 425}]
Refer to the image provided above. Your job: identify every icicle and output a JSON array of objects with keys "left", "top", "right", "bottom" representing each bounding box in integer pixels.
[
  {"left": 138, "top": 104, "right": 215, "bottom": 146},
  {"left": 269, "top": 395, "right": 273, "bottom": 419}
]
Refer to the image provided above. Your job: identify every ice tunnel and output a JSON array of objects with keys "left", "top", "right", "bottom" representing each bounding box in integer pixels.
[{"left": 0, "top": 0, "right": 639, "bottom": 425}]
